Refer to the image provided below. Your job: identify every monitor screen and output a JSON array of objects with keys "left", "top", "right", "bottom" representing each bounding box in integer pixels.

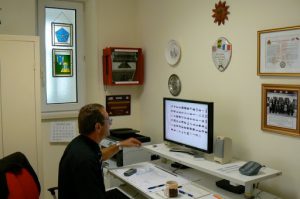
[{"left": 163, "top": 98, "right": 214, "bottom": 154}]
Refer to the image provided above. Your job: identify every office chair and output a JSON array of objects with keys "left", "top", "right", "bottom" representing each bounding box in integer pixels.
[
  {"left": 0, "top": 152, "right": 41, "bottom": 199},
  {"left": 48, "top": 186, "right": 58, "bottom": 199}
]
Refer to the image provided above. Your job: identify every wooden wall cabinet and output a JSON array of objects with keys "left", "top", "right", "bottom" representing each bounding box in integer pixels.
[
  {"left": 0, "top": 35, "right": 41, "bottom": 173},
  {"left": 103, "top": 47, "right": 144, "bottom": 86}
]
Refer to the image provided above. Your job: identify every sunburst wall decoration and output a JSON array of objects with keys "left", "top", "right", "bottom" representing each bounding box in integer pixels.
[{"left": 212, "top": 1, "right": 230, "bottom": 26}]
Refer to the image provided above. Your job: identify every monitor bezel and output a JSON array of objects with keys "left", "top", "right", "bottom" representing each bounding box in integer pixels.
[{"left": 163, "top": 97, "right": 214, "bottom": 154}]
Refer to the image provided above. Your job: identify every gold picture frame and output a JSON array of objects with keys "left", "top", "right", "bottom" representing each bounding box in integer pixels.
[
  {"left": 257, "top": 26, "right": 300, "bottom": 76},
  {"left": 262, "top": 84, "right": 300, "bottom": 137}
]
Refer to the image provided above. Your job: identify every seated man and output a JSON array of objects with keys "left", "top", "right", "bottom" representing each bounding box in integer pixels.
[{"left": 58, "top": 103, "right": 141, "bottom": 199}]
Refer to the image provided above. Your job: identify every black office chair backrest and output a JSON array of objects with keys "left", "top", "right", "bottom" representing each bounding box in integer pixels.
[{"left": 0, "top": 152, "right": 41, "bottom": 199}]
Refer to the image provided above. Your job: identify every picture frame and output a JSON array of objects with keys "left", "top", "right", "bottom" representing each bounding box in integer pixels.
[
  {"left": 51, "top": 22, "right": 73, "bottom": 46},
  {"left": 257, "top": 26, "right": 300, "bottom": 76},
  {"left": 106, "top": 95, "right": 131, "bottom": 116},
  {"left": 52, "top": 49, "right": 73, "bottom": 77},
  {"left": 261, "top": 84, "right": 300, "bottom": 137}
]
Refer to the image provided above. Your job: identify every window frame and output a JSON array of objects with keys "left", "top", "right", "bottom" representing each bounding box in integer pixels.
[{"left": 38, "top": 0, "right": 85, "bottom": 119}]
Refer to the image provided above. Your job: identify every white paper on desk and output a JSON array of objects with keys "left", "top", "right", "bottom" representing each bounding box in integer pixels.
[
  {"left": 216, "top": 163, "right": 242, "bottom": 173},
  {"left": 154, "top": 183, "right": 210, "bottom": 199},
  {"left": 179, "top": 183, "right": 210, "bottom": 198},
  {"left": 111, "top": 163, "right": 189, "bottom": 193},
  {"left": 200, "top": 194, "right": 223, "bottom": 199},
  {"left": 155, "top": 191, "right": 191, "bottom": 199}
]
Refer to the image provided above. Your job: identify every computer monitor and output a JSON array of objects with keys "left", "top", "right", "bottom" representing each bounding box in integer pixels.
[{"left": 163, "top": 98, "right": 214, "bottom": 155}]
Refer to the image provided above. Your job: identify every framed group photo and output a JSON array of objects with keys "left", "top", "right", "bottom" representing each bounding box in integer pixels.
[
  {"left": 257, "top": 26, "right": 300, "bottom": 76},
  {"left": 261, "top": 84, "right": 300, "bottom": 137},
  {"left": 52, "top": 22, "right": 73, "bottom": 46},
  {"left": 52, "top": 49, "right": 73, "bottom": 77}
]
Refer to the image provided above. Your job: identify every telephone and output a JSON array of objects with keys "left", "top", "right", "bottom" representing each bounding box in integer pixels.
[{"left": 239, "top": 161, "right": 263, "bottom": 176}]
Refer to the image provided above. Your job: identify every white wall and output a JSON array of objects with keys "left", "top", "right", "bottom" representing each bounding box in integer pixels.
[
  {"left": 94, "top": 0, "right": 142, "bottom": 129},
  {"left": 0, "top": 0, "right": 36, "bottom": 35},
  {"left": 137, "top": 0, "right": 300, "bottom": 198}
]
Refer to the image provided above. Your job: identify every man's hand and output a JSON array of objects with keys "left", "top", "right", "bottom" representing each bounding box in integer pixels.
[
  {"left": 120, "top": 138, "right": 142, "bottom": 148},
  {"left": 101, "top": 137, "right": 142, "bottom": 161}
]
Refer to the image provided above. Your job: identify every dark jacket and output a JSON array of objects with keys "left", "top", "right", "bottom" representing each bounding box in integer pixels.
[{"left": 58, "top": 135, "right": 106, "bottom": 199}]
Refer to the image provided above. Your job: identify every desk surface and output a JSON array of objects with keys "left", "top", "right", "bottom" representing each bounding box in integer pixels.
[
  {"left": 110, "top": 161, "right": 220, "bottom": 199},
  {"left": 143, "top": 144, "right": 282, "bottom": 187},
  {"left": 109, "top": 161, "right": 281, "bottom": 199}
]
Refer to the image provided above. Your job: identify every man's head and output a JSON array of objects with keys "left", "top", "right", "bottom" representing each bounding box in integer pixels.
[{"left": 78, "top": 103, "right": 111, "bottom": 142}]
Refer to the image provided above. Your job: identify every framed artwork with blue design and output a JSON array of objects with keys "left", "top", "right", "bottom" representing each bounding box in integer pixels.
[
  {"left": 52, "top": 22, "right": 73, "bottom": 46},
  {"left": 52, "top": 49, "right": 73, "bottom": 77}
]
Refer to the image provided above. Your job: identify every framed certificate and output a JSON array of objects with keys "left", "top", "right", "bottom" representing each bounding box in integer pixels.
[{"left": 258, "top": 26, "right": 300, "bottom": 76}]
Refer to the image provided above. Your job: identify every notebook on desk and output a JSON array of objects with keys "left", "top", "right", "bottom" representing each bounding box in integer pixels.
[{"left": 154, "top": 183, "right": 210, "bottom": 199}]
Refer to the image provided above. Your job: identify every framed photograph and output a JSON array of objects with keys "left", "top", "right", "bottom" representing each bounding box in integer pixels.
[
  {"left": 52, "top": 49, "right": 73, "bottom": 77},
  {"left": 51, "top": 22, "right": 73, "bottom": 46},
  {"left": 257, "top": 26, "right": 300, "bottom": 76},
  {"left": 262, "top": 84, "right": 300, "bottom": 137}
]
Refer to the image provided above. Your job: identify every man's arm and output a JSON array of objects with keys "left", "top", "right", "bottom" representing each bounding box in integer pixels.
[{"left": 101, "top": 137, "right": 142, "bottom": 161}]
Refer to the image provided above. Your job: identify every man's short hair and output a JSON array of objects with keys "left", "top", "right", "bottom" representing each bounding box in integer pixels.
[{"left": 78, "top": 103, "right": 105, "bottom": 135}]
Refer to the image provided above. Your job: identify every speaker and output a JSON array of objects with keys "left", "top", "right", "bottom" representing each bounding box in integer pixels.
[{"left": 214, "top": 136, "right": 232, "bottom": 164}]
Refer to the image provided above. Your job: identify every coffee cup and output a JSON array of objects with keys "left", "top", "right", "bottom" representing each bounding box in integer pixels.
[{"left": 164, "top": 181, "right": 178, "bottom": 198}]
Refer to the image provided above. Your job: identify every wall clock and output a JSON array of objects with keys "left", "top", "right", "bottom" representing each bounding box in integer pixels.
[
  {"left": 165, "top": 40, "right": 181, "bottom": 66},
  {"left": 168, "top": 74, "right": 181, "bottom": 96}
]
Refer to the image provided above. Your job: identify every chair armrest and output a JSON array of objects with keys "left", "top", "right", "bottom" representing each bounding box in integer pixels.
[{"left": 47, "top": 187, "right": 58, "bottom": 196}]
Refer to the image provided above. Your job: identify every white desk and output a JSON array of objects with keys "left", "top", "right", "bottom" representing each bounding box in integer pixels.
[
  {"left": 142, "top": 143, "right": 282, "bottom": 198},
  {"left": 110, "top": 162, "right": 192, "bottom": 199},
  {"left": 109, "top": 161, "right": 280, "bottom": 199}
]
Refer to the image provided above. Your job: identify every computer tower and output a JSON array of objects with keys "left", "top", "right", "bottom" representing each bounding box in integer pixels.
[{"left": 214, "top": 136, "right": 232, "bottom": 164}]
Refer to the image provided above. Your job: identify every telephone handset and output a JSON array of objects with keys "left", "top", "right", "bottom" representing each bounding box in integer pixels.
[{"left": 239, "top": 161, "right": 263, "bottom": 176}]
